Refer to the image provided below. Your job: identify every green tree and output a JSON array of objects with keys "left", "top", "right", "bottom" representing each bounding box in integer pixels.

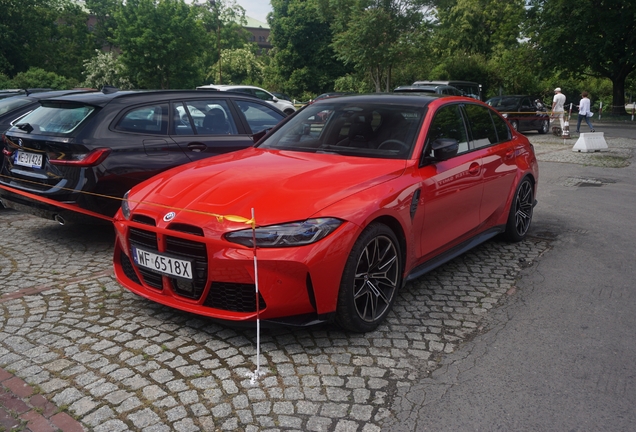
[
  {"left": 486, "top": 43, "right": 545, "bottom": 97},
  {"left": 10, "top": 67, "right": 74, "bottom": 89},
  {"left": 37, "top": 1, "right": 95, "bottom": 81},
  {"left": 198, "top": 0, "right": 253, "bottom": 85},
  {"left": 114, "top": 0, "right": 208, "bottom": 89},
  {"left": 331, "top": 0, "right": 430, "bottom": 92},
  {"left": 527, "top": 0, "right": 636, "bottom": 114},
  {"left": 268, "top": 0, "right": 350, "bottom": 96},
  {"left": 0, "top": 0, "right": 64, "bottom": 76},
  {"left": 433, "top": 0, "right": 525, "bottom": 56},
  {"left": 211, "top": 47, "right": 265, "bottom": 85},
  {"left": 85, "top": 0, "right": 120, "bottom": 50},
  {"left": 82, "top": 50, "right": 134, "bottom": 89}
]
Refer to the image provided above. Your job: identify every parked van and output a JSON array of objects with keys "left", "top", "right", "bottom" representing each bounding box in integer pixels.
[{"left": 412, "top": 80, "right": 482, "bottom": 100}]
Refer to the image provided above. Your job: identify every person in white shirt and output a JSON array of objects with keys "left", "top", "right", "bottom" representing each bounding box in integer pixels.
[
  {"left": 551, "top": 87, "right": 567, "bottom": 133},
  {"left": 576, "top": 91, "right": 595, "bottom": 133}
]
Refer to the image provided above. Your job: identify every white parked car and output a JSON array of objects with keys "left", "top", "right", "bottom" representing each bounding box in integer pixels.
[{"left": 196, "top": 84, "right": 296, "bottom": 115}]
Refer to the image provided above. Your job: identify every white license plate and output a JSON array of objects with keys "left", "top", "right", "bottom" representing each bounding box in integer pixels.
[
  {"left": 132, "top": 246, "right": 193, "bottom": 280},
  {"left": 15, "top": 151, "right": 43, "bottom": 168}
]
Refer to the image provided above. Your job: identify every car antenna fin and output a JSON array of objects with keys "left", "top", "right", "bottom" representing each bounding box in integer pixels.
[{"left": 101, "top": 85, "right": 119, "bottom": 94}]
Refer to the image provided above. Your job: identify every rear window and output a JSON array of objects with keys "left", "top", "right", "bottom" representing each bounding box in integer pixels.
[
  {"left": 12, "top": 104, "right": 94, "bottom": 135},
  {"left": 0, "top": 97, "right": 32, "bottom": 115}
]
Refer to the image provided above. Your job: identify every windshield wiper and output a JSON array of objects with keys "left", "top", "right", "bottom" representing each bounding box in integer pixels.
[{"left": 16, "top": 123, "right": 34, "bottom": 133}]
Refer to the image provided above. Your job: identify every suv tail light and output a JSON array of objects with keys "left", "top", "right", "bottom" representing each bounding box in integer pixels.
[{"left": 48, "top": 148, "right": 111, "bottom": 167}]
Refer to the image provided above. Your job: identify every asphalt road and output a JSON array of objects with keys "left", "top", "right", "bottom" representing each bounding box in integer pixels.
[{"left": 384, "top": 127, "right": 636, "bottom": 430}]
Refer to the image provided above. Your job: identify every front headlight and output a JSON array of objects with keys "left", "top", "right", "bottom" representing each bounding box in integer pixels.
[
  {"left": 121, "top": 191, "right": 131, "bottom": 220},
  {"left": 225, "top": 218, "right": 343, "bottom": 248}
]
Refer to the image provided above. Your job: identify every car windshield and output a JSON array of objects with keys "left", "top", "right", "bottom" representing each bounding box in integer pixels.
[
  {"left": 12, "top": 103, "right": 95, "bottom": 135},
  {"left": 258, "top": 102, "right": 424, "bottom": 159}
]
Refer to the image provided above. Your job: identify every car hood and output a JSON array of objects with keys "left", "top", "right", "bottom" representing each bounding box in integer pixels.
[{"left": 129, "top": 147, "right": 407, "bottom": 226}]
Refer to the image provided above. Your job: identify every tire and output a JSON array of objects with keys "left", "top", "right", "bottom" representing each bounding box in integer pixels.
[
  {"left": 336, "top": 223, "right": 401, "bottom": 333},
  {"left": 504, "top": 177, "right": 534, "bottom": 242},
  {"left": 538, "top": 119, "right": 549, "bottom": 134},
  {"left": 510, "top": 120, "right": 519, "bottom": 131},
  {"left": 284, "top": 109, "right": 295, "bottom": 116}
]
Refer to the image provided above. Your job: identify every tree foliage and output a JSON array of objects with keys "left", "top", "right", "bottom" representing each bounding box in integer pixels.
[
  {"left": 85, "top": 0, "right": 120, "bottom": 50},
  {"left": 82, "top": 50, "right": 134, "bottom": 89},
  {"left": 209, "top": 47, "right": 264, "bottom": 85},
  {"left": 331, "top": 0, "right": 431, "bottom": 92},
  {"left": 527, "top": 0, "right": 636, "bottom": 113},
  {"left": 10, "top": 67, "right": 75, "bottom": 89},
  {"left": 114, "top": 0, "right": 209, "bottom": 89},
  {"left": 433, "top": 0, "right": 525, "bottom": 56},
  {"left": 0, "top": 0, "right": 93, "bottom": 80},
  {"left": 268, "top": 0, "right": 350, "bottom": 96}
]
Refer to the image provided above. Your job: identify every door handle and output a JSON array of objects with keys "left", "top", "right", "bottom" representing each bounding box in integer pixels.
[
  {"left": 505, "top": 149, "right": 515, "bottom": 160},
  {"left": 187, "top": 143, "right": 207, "bottom": 152},
  {"left": 468, "top": 162, "right": 480, "bottom": 175}
]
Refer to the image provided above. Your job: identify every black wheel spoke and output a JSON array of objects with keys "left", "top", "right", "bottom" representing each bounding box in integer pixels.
[{"left": 352, "top": 234, "right": 399, "bottom": 323}]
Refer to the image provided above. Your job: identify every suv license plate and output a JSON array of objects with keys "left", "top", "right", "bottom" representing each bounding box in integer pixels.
[
  {"left": 15, "top": 151, "right": 43, "bottom": 168},
  {"left": 132, "top": 246, "right": 193, "bottom": 280}
]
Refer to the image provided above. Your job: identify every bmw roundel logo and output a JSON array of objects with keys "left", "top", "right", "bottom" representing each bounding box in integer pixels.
[{"left": 163, "top": 211, "right": 176, "bottom": 222}]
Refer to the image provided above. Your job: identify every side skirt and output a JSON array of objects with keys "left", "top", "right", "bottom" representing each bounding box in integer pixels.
[{"left": 405, "top": 226, "right": 506, "bottom": 283}]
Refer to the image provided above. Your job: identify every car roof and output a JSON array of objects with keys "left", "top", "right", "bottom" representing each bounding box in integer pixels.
[
  {"left": 311, "top": 93, "right": 448, "bottom": 107},
  {"left": 394, "top": 86, "right": 440, "bottom": 92},
  {"left": 197, "top": 84, "right": 262, "bottom": 90},
  {"left": 39, "top": 89, "right": 266, "bottom": 108}
]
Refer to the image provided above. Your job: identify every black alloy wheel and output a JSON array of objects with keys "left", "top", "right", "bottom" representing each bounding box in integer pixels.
[
  {"left": 505, "top": 177, "right": 534, "bottom": 242},
  {"left": 510, "top": 120, "right": 519, "bottom": 131},
  {"left": 538, "top": 119, "right": 549, "bottom": 134},
  {"left": 336, "top": 223, "right": 401, "bottom": 332}
]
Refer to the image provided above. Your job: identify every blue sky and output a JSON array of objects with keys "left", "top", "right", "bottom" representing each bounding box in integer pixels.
[{"left": 237, "top": 0, "right": 272, "bottom": 23}]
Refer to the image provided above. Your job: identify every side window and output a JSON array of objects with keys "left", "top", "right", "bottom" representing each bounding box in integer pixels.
[
  {"left": 116, "top": 104, "right": 168, "bottom": 135},
  {"left": 464, "top": 104, "right": 497, "bottom": 149},
  {"left": 253, "top": 89, "right": 273, "bottom": 101},
  {"left": 490, "top": 110, "right": 511, "bottom": 143},
  {"left": 173, "top": 100, "right": 238, "bottom": 135},
  {"left": 232, "top": 88, "right": 253, "bottom": 96},
  {"left": 425, "top": 104, "right": 469, "bottom": 156},
  {"left": 521, "top": 98, "right": 533, "bottom": 109},
  {"left": 234, "top": 100, "right": 285, "bottom": 133}
]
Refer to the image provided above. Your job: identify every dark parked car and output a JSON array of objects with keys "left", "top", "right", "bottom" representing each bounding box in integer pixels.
[
  {"left": 0, "top": 89, "right": 96, "bottom": 134},
  {"left": 309, "top": 92, "right": 352, "bottom": 104},
  {"left": 0, "top": 88, "right": 286, "bottom": 224},
  {"left": 485, "top": 95, "right": 549, "bottom": 134},
  {"left": 0, "top": 88, "right": 54, "bottom": 100},
  {"left": 394, "top": 84, "right": 463, "bottom": 96}
]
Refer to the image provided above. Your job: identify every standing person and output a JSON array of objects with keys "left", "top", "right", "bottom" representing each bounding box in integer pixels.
[
  {"left": 576, "top": 91, "right": 595, "bottom": 133},
  {"left": 551, "top": 87, "right": 566, "bottom": 134}
]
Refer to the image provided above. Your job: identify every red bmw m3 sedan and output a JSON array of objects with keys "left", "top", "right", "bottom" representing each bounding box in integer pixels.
[{"left": 113, "top": 93, "right": 538, "bottom": 332}]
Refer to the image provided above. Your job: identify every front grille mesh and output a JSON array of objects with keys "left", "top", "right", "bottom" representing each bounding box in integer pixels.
[
  {"left": 204, "top": 282, "right": 266, "bottom": 313},
  {"left": 126, "top": 220, "right": 265, "bottom": 312}
]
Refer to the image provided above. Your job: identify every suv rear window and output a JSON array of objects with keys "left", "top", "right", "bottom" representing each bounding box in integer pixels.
[{"left": 15, "top": 104, "right": 94, "bottom": 134}]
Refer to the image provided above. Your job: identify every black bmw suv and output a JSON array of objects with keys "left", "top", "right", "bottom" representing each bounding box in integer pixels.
[{"left": 0, "top": 88, "right": 286, "bottom": 223}]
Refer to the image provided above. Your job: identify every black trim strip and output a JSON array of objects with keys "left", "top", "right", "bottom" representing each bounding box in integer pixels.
[{"left": 405, "top": 226, "right": 505, "bottom": 283}]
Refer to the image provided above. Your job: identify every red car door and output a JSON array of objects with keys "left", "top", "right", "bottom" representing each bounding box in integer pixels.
[
  {"left": 416, "top": 103, "right": 484, "bottom": 258},
  {"left": 462, "top": 103, "right": 518, "bottom": 225}
]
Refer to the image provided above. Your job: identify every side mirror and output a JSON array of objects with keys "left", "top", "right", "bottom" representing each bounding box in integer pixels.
[
  {"left": 251, "top": 128, "right": 271, "bottom": 143},
  {"left": 423, "top": 138, "right": 459, "bottom": 164}
]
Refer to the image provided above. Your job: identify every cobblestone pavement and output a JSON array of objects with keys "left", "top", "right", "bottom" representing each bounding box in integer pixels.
[{"left": 1, "top": 132, "right": 631, "bottom": 431}]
